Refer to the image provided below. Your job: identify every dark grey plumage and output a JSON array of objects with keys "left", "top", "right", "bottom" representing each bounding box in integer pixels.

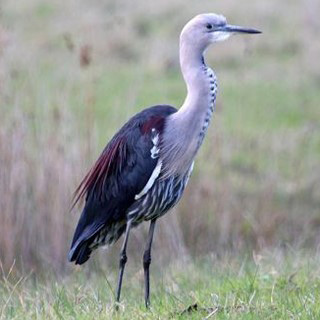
[{"left": 68, "top": 105, "right": 177, "bottom": 264}]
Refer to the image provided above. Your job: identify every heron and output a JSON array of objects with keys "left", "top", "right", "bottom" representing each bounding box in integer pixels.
[{"left": 68, "top": 13, "right": 261, "bottom": 308}]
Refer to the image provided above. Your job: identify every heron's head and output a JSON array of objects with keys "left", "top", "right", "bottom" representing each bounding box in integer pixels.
[{"left": 180, "top": 13, "right": 261, "bottom": 52}]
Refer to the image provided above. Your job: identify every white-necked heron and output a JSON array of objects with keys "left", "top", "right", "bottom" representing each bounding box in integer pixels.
[{"left": 68, "top": 13, "right": 261, "bottom": 308}]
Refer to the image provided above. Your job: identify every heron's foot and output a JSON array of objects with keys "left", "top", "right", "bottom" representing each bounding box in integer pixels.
[{"left": 114, "top": 301, "right": 122, "bottom": 312}]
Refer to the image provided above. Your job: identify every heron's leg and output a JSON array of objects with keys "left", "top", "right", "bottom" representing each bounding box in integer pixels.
[
  {"left": 143, "top": 218, "right": 157, "bottom": 308},
  {"left": 116, "top": 220, "right": 132, "bottom": 305}
]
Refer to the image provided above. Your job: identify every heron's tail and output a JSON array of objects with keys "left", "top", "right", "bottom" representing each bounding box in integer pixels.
[
  {"left": 68, "top": 240, "right": 92, "bottom": 265},
  {"left": 68, "top": 217, "right": 105, "bottom": 265}
]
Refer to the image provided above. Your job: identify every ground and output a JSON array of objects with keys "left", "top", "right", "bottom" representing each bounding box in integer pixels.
[
  {"left": 0, "top": 1, "right": 320, "bottom": 319},
  {"left": 1, "top": 251, "right": 320, "bottom": 319}
]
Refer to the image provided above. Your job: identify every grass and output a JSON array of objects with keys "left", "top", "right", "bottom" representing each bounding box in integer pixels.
[
  {"left": 1, "top": 251, "right": 320, "bottom": 319},
  {"left": 1, "top": 0, "right": 320, "bottom": 318}
]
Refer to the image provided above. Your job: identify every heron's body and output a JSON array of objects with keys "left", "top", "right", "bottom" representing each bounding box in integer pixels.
[
  {"left": 69, "top": 65, "right": 217, "bottom": 265},
  {"left": 68, "top": 105, "right": 193, "bottom": 264},
  {"left": 68, "top": 13, "right": 260, "bottom": 308}
]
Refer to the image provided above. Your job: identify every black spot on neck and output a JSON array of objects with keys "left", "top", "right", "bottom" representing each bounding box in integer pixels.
[{"left": 201, "top": 55, "right": 206, "bottom": 66}]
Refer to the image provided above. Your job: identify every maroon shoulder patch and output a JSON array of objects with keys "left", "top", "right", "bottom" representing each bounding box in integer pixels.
[{"left": 141, "top": 116, "right": 166, "bottom": 134}]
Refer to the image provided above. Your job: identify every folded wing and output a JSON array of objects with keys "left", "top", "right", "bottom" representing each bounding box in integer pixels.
[{"left": 68, "top": 105, "right": 176, "bottom": 264}]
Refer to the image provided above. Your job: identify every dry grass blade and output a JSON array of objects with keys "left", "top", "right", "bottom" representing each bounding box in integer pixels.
[{"left": 203, "top": 307, "right": 219, "bottom": 319}]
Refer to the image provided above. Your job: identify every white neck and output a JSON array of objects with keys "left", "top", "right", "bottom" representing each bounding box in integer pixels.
[
  {"left": 160, "top": 38, "right": 218, "bottom": 178},
  {"left": 178, "top": 40, "right": 213, "bottom": 115}
]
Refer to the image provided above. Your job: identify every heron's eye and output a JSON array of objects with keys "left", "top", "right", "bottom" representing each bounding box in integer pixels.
[{"left": 206, "top": 23, "right": 213, "bottom": 30}]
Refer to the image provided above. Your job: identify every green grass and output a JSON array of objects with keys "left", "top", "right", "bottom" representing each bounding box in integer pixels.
[
  {"left": 1, "top": 252, "right": 320, "bottom": 319},
  {"left": 1, "top": 1, "right": 320, "bottom": 319}
]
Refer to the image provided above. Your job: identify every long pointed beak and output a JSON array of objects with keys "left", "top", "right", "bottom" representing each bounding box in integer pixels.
[{"left": 218, "top": 24, "right": 262, "bottom": 34}]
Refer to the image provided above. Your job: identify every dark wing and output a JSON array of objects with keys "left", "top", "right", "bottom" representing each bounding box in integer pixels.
[{"left": 68, "top": 105, "right": 176, "bottom": 264}]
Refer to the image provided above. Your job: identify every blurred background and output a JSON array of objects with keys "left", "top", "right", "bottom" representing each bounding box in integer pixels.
[{"left": 0, "top": 0, "right": 319, "bottom": 275}]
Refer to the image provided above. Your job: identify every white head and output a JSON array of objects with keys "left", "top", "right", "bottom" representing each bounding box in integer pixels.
[{"left": 180, "top": 13, "right": 261, "bottom": 53}]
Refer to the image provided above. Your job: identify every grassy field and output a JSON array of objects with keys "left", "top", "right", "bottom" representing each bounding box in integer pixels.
[
  {"left": 1, "top": 0, "right": 320, "bottom": 318},
  {"left": 1, "top": 251, "right": 320, "bottom": 319}
]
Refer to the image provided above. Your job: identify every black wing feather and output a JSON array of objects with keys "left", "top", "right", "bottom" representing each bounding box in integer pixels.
[{"left": 68, "top": 105, "right": 176, "bottom": 264}]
